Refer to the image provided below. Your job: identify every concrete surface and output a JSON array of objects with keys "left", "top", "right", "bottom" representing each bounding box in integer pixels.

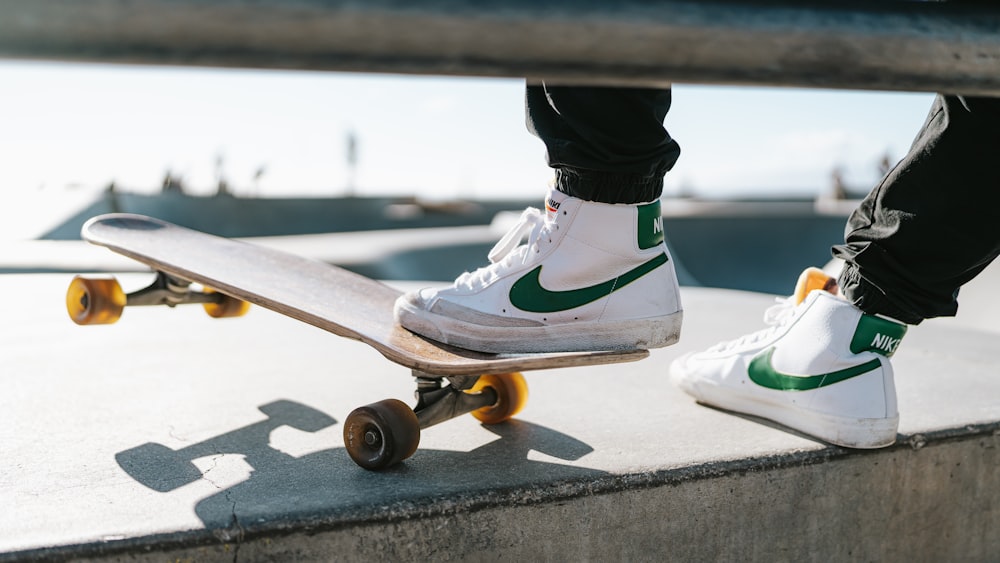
[{"left": 2, "top": 273, "right": 998, "bottom": 561}]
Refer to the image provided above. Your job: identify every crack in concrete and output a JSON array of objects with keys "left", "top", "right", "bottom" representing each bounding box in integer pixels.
[
  {"left": 197, "top": 453, "right": 246, "bottom": 561},
  {"left": 198, "top": 455, "right": 225, "bottom": 489},
  {"left": 226, "top": 489, "right": 243, "bottom": 563}
]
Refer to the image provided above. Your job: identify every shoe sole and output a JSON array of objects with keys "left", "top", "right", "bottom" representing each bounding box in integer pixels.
[
  {"left": 398, "top": 301, "right": 683, "bottom": 353},
  {"left": 672, "top": 370, "right": 898, "bottom": 449}
]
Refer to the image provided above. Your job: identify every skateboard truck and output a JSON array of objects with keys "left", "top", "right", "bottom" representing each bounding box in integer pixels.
[
  {"left": 412, "top": 374, "right": 496, "bottom": 428},
  {"left": 67, "top": 272, "right": 250, "bottom": 325},
  {"left": 125, "top": 271, "right": 221, "bottom": 308},
  {"left": 342, "top": 370, "right": 527, "bottom": 470}
]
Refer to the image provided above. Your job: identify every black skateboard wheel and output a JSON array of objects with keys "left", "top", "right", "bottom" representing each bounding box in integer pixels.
[{"left": 343, "top": 399, "right": 420, "bottom": 470}]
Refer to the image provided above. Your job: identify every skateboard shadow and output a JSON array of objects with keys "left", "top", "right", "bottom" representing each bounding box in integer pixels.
[{"left": 114, "top": 399, "right": 609, "bottom": 531}]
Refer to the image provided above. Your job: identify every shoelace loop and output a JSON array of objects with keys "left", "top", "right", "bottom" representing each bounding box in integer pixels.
[
  {"left": 486, "top": 207, "right": 547, "bottom": 264},
  {"left": 455, "top": 206, "right": 554, "bottom": 290}
]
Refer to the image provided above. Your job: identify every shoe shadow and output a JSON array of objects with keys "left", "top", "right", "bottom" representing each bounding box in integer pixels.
[
  {"left": 114, "top": 399, "right": 607, "bottom": 530},
  {"left": 696, "top": 402, "right": 903, "bottom": 450}
]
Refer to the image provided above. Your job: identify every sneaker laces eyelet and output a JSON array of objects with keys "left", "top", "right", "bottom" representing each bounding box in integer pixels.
[{"left": 460, "top": 206, "right": 555, "bottom": 290}]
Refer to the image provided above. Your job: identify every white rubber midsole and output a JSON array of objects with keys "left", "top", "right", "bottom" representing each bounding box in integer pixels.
[
  {"left": 676, "top": 378, "right": 898, "bottom": 449},
  {"left": 398, "top": 301, "right": 683, "bottom": 353}
]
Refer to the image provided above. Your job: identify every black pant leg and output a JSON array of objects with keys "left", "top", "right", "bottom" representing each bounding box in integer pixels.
[
  {"left": 526, "top": 83, "right": 680, "bottom": 204},
  {"left": 835, "top": 95, "right": 1000, "bottom": 324}
]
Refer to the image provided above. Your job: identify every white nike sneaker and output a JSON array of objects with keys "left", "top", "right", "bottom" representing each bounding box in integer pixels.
[
  {"left": 394, "top": 188, "right": 683, "bottom": 353},
  {"left": 670, "top": 268, "right": 907, "bottom": 449}
]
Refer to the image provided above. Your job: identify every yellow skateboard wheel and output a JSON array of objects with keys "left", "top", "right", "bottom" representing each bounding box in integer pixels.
[
  {"left": 343, "top": 399, "right": 420, "bottom": 470},
  {"left": 468, "top": 372, "right": 529, "bottom": 425},
  {"left": 202, "top": 288, "right": 250, "bottom": 318},
  {"left": 793, "top": 267, "right": 839, "bottom": 304},
  {"left": 66, "top": 276, "right": 126, "bottom": 325}
]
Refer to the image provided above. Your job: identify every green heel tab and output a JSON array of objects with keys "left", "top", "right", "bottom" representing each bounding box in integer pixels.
[
  {"left": 638, "top": 200, "right": 664, "bottom": 250},
  {"left": 850, "top": 314, "right": 908, "bottom": 357}
]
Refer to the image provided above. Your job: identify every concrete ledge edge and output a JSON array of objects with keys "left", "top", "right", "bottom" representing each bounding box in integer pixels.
[{"left": 8, "top": 420, "right": 999, "bottom": 562}]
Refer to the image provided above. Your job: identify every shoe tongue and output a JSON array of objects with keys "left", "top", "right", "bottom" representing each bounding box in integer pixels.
[
  {"left": 544, "top": 188, "right": 570, "bottom": 219},
  {"left": 793, "top": 267, "right": 839, "bottom": 304}
]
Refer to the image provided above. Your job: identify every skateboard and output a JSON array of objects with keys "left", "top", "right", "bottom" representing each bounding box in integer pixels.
[{"left": 67, "top": 214, "right": 649, "bottom": 470}]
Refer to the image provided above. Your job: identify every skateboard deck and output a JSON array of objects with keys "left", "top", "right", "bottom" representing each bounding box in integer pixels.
[{"left": 78, "top": 214, "right": 648, "bottom": 375}]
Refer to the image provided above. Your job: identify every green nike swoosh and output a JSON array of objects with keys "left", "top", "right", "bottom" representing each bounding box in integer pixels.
[
  {"left": 748, "top": 347, "right": 881, "bottom": 391},
  {"left": 508, "top": 253, "right": 668, "bottom": 314}
]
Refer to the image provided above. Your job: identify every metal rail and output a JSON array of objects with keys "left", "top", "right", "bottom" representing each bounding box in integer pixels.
[{"left": 2, "top": 1, "right": 999, "bottom": 94}]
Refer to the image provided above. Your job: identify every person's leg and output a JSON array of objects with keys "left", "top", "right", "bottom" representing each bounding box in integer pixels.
[
  {"left": 670, "top": 94, "right": 1000, "bottom": 449},
  {"left": 394, "top": 83, "right": 683, "bottom": 353},
  {"left": 525, "top": 83, "right": 681, "bottom": 204},
  {"left": 835, "top": 95, "right": 1000, "bottom": 324}
]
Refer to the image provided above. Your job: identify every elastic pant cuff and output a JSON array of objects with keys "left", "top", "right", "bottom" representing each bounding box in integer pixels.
[
  {"left": 554, "top": 168, "right": 664, "bottom": 204},
  {"left": 838, "top": 265, "right": 922, "bottom": 325}
]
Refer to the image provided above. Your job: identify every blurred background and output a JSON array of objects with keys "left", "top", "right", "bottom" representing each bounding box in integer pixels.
[
  {"left": 0, "top": 61, "right": 944, "bottom": 294},
  {"left": 0, "top": 61, "right": 934, "bottom": 235}
]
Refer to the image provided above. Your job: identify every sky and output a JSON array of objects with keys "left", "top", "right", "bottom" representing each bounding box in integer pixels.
[{"left": 0, "top": 60, "right": 937, "bottom": 237}]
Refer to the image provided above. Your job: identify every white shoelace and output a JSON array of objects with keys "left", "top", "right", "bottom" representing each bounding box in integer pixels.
[
  {"left": 708, "top": 296, "right": 801, "bottom": 353},
  {"left": 455, "top": 206, "right": 554, "bottom": 291}
]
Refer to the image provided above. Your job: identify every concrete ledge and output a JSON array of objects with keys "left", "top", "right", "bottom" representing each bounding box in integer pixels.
[
  {"left": 3, "top": 275, "right": 998, "bottom": 561},
  {"left": 16, "top": 427, "right": 1000, "bottom": 562}
]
